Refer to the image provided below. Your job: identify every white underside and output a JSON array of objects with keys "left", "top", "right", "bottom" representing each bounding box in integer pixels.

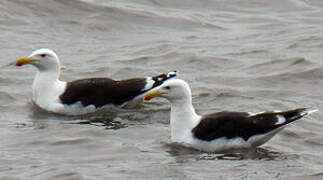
[
  {"left": 174, "top": 126, "right": 285, "bottom": 153},
  {"left": 33, "top": 79, "right": 144, "bottom": 116},
  {"left": 34, "top": 94, "right": 143, "bottom": 116},
  {"left": 170, "top": 105, "right": 287, "bottom": 152}
]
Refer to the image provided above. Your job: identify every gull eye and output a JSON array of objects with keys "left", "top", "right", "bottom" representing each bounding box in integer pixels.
[
  {"left": 39, "top": 54, "right": 47, "bottom": 58},
  {"left": 165, "top": 86, "right": 171, "bottom": 90}
]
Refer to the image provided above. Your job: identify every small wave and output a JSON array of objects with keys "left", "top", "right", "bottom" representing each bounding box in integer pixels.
[
  {"left": 79, "top": 0, "right": 227, "bottom": 31},
  {"left": 249, "top": 57, "right": 314, "bottom": 69},
  {"left": 49, "top": 138, "right": 92, "bottom": 146},
  {"left": 2, "top": 0, "right": 227, "bottom": 34},
  {"left": 288, "top": 35, "right": 323, "bottom": 49},
  {"left": 47, "top": 172, "right": 82, "bottom": 180},
  {"left": 254, "top": 66, "right": 323, "bottom": 82},
  {"left": 0, "top": 91, "right": 15, "bottom": 102},
  {"left": 244, "top": 57, "right": 318, "bottom": 78},
  {"left": 310, "top": 172, "right": 323, "bottom": 177},
  {"left": 226, "top": 49, "right": 269, "bottom": 57},
  {"left": 304, "top": 137, "right": 323, "bottom": 146}
]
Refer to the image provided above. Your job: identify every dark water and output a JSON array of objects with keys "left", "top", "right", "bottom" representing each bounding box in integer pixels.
[{"left": 1, "top": 0, "right": 323, "bottom": 179}]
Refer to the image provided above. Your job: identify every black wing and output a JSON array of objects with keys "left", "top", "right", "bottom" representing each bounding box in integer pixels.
[
  {"left": 192, "top": 108, "right": 308, "bottom": 141},
  {"left": 59, "top": 78, "right": 146, "bottom": 107},
  {"left": 59, "top": 71, "right": 176, "bottom": 107}
]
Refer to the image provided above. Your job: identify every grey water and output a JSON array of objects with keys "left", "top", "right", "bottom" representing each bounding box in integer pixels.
[{"left": 0, "top": 0, "right": 323, "bottom": 179}]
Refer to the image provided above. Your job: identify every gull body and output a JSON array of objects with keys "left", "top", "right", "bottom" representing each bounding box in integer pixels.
[
  {"left": 144, "top": 78, "right": 316, "bottom": 152},
  {"left": 15, "top": 48, "right": 176, "bottom": 115}
]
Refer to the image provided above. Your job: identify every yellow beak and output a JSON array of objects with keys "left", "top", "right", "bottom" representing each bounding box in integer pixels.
[
  {"left": 144, "top": 90, "right": 161, "bottom": 101},
  {"left": 15, "top": 56, "right": 34, "bottom": 66}
]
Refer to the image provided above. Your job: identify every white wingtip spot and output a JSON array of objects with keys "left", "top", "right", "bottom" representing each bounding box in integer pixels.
[
  {"left": 167, "top": 71, "right": 177, "bottom": 77},
  {"left": 248, "top": 111, "right": 265, "bottom": 116},
  {"left": 143, "top": 77, "right": 154, "bottom": 91},
  {"left": 273, "top": 110, "right": 282, "bottom": 113},
  {"left": 301, "top": 109, "right": 318, "bottom": 116},
  {"left": 275, "top": 115, "right": 286, "bottom": 125}
]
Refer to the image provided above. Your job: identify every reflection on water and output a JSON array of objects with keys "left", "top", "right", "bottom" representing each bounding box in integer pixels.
[
  {"left": 165, "top": 142, "right": 298, "bottom": 163},
  {"left": 62, "top": 118, "right": 126, "bottom": 130}
]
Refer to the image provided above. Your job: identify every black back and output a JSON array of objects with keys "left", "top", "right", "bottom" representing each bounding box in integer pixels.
[
  {"left": 59, "top": 72, "right": 176, "bottom": 107},
  {"left": 192, "top": 108, "right": 307, "bottom": 141}
]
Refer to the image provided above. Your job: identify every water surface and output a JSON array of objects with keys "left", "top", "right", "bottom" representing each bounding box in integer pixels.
[{"left": 1, "top": 0, "right": 323, "bottom": 179}]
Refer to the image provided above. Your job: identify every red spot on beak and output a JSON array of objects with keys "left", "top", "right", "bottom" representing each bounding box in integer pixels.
[
  {"left": 16, "top": 61, "right": 23, "bottom": 66},
  {"left": 144, "top": 96, "right": 152, "bottom": 101}
]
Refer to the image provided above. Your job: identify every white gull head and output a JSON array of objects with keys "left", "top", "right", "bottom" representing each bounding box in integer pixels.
[
  {"left": 145, "top": 78, "right": 192, "bottom": 104},
  {"left": 16, "top": 48, "right": 61, "bottom": 71},
  {"left": 144, "top": 78, "right": 200, "bottom": 144},
  {"left": 15, "top": 48, "right": 66, "bottom": 113}
]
